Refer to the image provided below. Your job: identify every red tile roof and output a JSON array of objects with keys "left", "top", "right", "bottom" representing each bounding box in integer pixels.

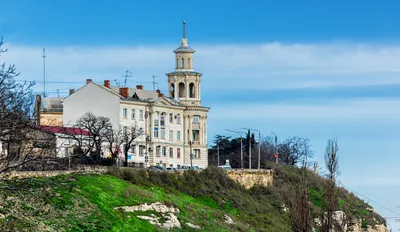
[{"left": 37, "top": 126, "right": 90, "bottom": 136}]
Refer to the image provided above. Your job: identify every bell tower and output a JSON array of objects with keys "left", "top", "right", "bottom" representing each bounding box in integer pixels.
[{"left": 166, "top": 21, "right": 202, "bottom": 106}]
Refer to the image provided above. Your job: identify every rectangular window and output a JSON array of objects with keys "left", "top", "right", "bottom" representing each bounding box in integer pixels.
[
  {"left": 123, "top": 126, "right": 127, "bottom": 136},
  {"left": 139, "top": 127, "right": 143, "bottom": 135},
  {"left": 194, "top": 149, "right": 200, "bottom": 159},
  {"left": 177, "top": 148, "right": 181, "bottom": 159},
  {"left": 154, "top": 127, "right": 159, "bottom": 138},
  {"left": 177, "top": 131, "right": 181, "bottom": 141},
  {"left": 131, "top": 109, "right": 135, "bottom": 120},
  {"left": 160, "top": 128, "right": 165, "bottom": 139},
  {"left": 139, "top": 145, "right": 145, "bottom": 156},
  {"left": 156, "top": 146, "right": 161, "bottom": 157},
  {"left": 162, "top": 146, "right": 166, "bottom": 156},
  {"left": 130, "top": 145, "right": 135, "bottom": 154},
  {"left": 139, "top": 110, "right": 144, "bottom": 121},
  {"left": 193, "top": 115, "right": 200, "bottom": 123},
  {"left": 169, "top": 130, "right": 173, "bottom": 141},
  {"left": 169, "top": 113, "right": 173, "bottom": 123},
  {"left": 123, "top": 108, "right": 127, "bottom": 119},
  {"left": 169, "top": 147, "right": 173, "bottom": 158},
  {"left": 177, "top": 114, "right": 181, "bottom": 124}
]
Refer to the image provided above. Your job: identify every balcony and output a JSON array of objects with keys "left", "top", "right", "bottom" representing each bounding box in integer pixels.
[
  {"left": 191, "top": 141, "right": 200, "bottom": 145},
  {"left": 192, "top": 122, "right": 200, "bottom": 130}
]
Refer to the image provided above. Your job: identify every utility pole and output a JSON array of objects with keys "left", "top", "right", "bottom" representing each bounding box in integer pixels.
[
  {"left": 225, "top": 129, "right": 244, "bottom": 169},
  {"left": 144, "top": 109, "right": 149, "bottom": 168},
  {"left": 57, "top": 89, "right": 60, "bottom": 98},
  {"left": 152, "top": 75, "right": 159, "bottom": 91},
  {"left": 42, "top": 48, "right": 47, "bottom": 97},
  {"left": 271, "top": 132, "right": 278, "bottom": 164},
  {"left": 243, "top": 128, "right": 261, "bottom": 169}
]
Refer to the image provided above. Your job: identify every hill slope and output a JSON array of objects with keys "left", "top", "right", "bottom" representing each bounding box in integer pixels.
[{"left": 0, "top": 166, "right": 386, "bottom": 231}]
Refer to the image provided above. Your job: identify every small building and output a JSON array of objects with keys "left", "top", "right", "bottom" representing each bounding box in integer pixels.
[{"left": 34, "top": 95, "right": 63, "bottom": 126}]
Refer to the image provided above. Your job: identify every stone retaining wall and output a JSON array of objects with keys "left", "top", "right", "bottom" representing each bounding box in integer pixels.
[
  {"left": 226, "top": 169, "right": 273, "bottom": 189},
  {"left": 0, "top": 165, "right": 109, "bottom": 180}
]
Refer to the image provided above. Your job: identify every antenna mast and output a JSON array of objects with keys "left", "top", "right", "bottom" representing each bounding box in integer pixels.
[
  {"left": 42, "top": 48, "right": 47, "bottom": 97},
  {"left": 123, "top": 70, "right": 132, "bottom": 87},
  {"left": 152, "top": 75, "right": 159, "bottom": 91}
]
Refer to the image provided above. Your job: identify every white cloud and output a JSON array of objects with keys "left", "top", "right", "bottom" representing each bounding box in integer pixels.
[
  {"left": 2, "top": 42, "right": 400, "bottom": 95},
  {"left": 209, "top": 98, "right": 400, "bottom": 122}
]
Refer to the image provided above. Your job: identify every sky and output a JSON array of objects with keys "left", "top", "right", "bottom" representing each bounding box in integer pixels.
[{"left": 1, "top": 0, "right": 400, "bottom": 229}]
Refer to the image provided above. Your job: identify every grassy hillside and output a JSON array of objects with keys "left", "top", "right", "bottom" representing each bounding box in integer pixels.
[{"left": 0, "top": 165, "right": 385, "bottom": 231}]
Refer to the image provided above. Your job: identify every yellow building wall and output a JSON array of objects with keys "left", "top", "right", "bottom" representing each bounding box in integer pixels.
[{"left": 40, "top": 112, "right": 63, "bottom": 126}]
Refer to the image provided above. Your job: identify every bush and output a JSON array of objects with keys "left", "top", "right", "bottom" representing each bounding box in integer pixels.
[{"left": 108, "top": 166, "right": 149, "bottom": 186}]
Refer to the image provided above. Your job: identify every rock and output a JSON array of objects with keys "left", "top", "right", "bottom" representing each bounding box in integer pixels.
[
  {"left": 186, "top": 222, "right": 201, "bottom": 229},
  {"left": 0, "top": 213, "right": 5, "bottom": 219},
  {"left": 223, "top": 214, "right": 235, "bottom": 225},
  {"left": 117, "top": 202, "right": 181, "bottom": 229}
]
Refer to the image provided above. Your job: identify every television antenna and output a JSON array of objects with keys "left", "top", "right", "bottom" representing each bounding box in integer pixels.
[
  {"left": 123, "top": 70, "right": 132, "bottom": 87},
  {"left": 152, "top": 75, "right": 159, "bottom": 91}
]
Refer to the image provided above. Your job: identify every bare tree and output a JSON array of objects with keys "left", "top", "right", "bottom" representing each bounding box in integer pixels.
[
  {"left": 278, "top": 136, "right": 314, "bottom": 166},
  {"left": 70, "top": 112, "right": 112, "bottom": 164},
  {"left": 120, "top": 126, "right": 140, "bottom": 167},
  {"left": 286, "top": 139, "right": 313, "bottom": 232},
  {"left": 103, "top": 125, "right": 140, "bottom": 166},
  {"left": 322, "top": 137, "right": 340, "bottom": 232},
  {"left": 0, "top": 38, "right": 55, "bottom": 173}
]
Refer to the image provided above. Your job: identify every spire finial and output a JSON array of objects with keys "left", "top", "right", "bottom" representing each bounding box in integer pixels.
[{"left": 183, "top": 21, "right": 186, "bottom": 39}]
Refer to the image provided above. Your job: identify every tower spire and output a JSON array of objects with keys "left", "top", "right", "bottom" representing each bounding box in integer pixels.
[
  {"left": 183, "top": 20, "right": 186, "bottom": 39},
  {"left": 181, "top": 21, "right": 189, "bottom": 47}
]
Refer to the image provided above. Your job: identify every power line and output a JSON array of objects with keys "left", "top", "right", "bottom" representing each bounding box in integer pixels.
[{"left": 338, "top": 181, "right": 400, "bottom": 217}]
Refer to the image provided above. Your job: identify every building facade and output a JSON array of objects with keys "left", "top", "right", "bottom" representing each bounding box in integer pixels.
[{"left": 62, "top": 22, "right": 210, "bottom": 168}]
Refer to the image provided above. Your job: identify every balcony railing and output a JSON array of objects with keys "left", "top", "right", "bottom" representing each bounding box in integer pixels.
[{"left": 192, "top": 122, "right": 200, "bottom": 130}]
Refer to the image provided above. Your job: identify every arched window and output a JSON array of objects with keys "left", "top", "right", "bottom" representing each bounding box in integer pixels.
[
  {"left": 178, "top": 82, "right": 185, "bottom": 98},
  {"left": 170, "top": 83, "right": 175, "bottom": 98},
  {"left": 189, "top": 83, "right": 195, "bottom": 98},
  {"left": 181, "top": 58, "right": 184, "bottom": 68},
  {"left": 188, "top": 58, "right": 191, "bottom": 68},
  {"left": 160, "top": 112, "right": 165, "bottom": 127}
]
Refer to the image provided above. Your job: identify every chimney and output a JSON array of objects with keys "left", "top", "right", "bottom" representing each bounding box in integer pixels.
[
  {"left": 69, "top": 89, "right": 75, "bottom": 95},
  {"left": 158, "top": 93, "right": 164, "bottom": 98},
  {"left": 119, "top": 87, "right": 129, "bottom": 98},
  {"left": 156, "top": 89, "right": 161, "bottom": 94},
  {"left": 86, "top": 79, "right": 92, "bottom": 84},
  {"left": 136, "top": 85, "right": 143, "bottom": 90},
  {"left": 104, "top": 80, "right": 110, "bottom": 88}
]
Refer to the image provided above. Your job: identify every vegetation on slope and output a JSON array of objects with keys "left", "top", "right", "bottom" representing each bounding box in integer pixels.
[{"left": 0, "top": 165, "right": 385, "bottom": 231}]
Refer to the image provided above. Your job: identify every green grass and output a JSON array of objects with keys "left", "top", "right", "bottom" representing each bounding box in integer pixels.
[{"left": 0, "top": 165, "right": 387, "bottom": 231}]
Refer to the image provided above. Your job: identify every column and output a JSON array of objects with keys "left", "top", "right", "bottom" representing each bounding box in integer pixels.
[
  {"left": 198, "top": 80, "right": 201, "bottom": 101},
  {"left": 189, "top": 115, "right": 192, "bottom": 143},
  {"left": 174, "top": 79, "right": 178, "bottom": 99},
  {"left": 185, "top": 79, "right": 189, "bottom": 99}
]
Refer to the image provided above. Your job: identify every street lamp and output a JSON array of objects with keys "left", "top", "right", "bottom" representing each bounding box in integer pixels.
[
  {"left": 225, "top": 129, "right": 244, "bottom": 169},
  {"left": 271, "top": 132, "right": 278, "bottom": 164},
  {"left": 243, "top": 128, "right": 261, "bottom": 169},
  {"left": 189, "top": 141, "right": 193, "bottom": 169}
]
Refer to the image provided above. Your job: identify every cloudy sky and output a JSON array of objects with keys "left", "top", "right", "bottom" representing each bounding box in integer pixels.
[{"left": 2, "top": 0, "right": 400, "bottom": 229}]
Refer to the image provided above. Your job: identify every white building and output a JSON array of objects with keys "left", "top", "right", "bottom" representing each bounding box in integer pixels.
[{"left": 62, "top": 22, "right": 210, "bottom": 168}]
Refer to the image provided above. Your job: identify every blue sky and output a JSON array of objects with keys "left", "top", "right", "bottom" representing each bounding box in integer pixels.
[{"left": 2, "top": 0, "right": 400, "bottom": 229}]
